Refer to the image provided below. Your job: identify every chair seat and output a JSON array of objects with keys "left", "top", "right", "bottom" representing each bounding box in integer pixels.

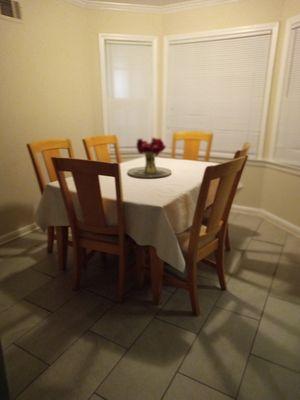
[{"left": 177, "top": 225, "right": 211, "bottom": 255}]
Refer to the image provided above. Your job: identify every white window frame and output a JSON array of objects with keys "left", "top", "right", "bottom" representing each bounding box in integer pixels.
[
  {"left": 163, "top": 23, "right": 278, "bottom": 159},
  {"left": 269, "top": 14, "right": 300, "bottom": 166},
  {"left": 99, "top": 33, "right": 158, "bottom": 149}
]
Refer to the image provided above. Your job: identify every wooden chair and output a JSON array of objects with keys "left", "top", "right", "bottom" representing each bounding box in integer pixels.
[
  {"left": 149, "top": 156, "right": 247, "bottom": 315},
  {"left": 52, "top": 158, "right": 127, "bottom": 300},
  {"left": 172, "top": 131, "right": 213, "bottom": 161},
  {"left": 235, "top": 142, "right": 250, "bottom": 158},
  {"left": 83, "top": 135, "right": 122, "bottom": 163},
  {"left": 204, "top": 142, "right": 250, "bottom": 251},
  {"left": 27, "top": 139, "right": 74, "bottom": 258},
  {"left": 224, "top": 142, "right": 250, "bottom": 251}
]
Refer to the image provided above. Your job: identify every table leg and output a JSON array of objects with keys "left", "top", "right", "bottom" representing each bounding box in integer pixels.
[
  {"left": 55, "top": 226, "right": 68, "bottom": 270},
  {"left": 149, "top": 247, "right": 164, "bottom": 305}
]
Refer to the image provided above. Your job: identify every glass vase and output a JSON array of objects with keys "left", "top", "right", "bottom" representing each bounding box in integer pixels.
[{"left": 145, "top": 151, "right": 157, "bottom": 175}]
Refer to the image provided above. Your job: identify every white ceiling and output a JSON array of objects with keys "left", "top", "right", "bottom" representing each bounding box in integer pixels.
[{"left": 97, "top": 0, "right": 196, "bottom": 5}]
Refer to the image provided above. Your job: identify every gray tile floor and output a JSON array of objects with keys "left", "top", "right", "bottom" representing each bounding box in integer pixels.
[{"left": 1, "top": 213, "right": 300, "bottom": 399}]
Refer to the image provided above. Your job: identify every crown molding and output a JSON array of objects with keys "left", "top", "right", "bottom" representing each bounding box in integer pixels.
[
  {"left": 65, "top": 0, "right": 239, "bottom": 14},
  {"left": 162, "top": 0, "right": 238, "bottom": 13},
  {"left": 87, "top": 1, "right": 160, "bottom": 13}
]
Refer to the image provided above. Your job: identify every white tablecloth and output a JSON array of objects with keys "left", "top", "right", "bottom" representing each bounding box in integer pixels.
[{"left": 35, "top": 157, "right": 215, "bottom": 273}]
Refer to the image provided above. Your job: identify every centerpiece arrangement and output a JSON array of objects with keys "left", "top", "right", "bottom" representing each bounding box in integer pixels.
[
  {"left": 127, "top": 138, "right": 171, "bottom": 179},
  {"left": 137, "top": 138, "right": 165, "bottom": 174}
]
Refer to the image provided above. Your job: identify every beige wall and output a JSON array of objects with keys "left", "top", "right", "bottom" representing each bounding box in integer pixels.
[
  {"left": 234, "top": 163, "right": 300, "bottom": 228},
  {"left": 0, "top": 0, "right": 300, "bottom": 238},
  {"left": 163, "top": 0, "right": 284, "bottom": 34},
  {"left": 0, "top": 0, "right": 94, "bottom": 235},
  {"left": 282, "top": 0, "right": 300, "bottom": 18},
  {"left": 261, "top": 166, "right": 300, "bottom": 226}
]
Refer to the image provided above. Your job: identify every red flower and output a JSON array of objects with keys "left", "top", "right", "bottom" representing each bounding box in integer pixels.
[{"left": 137, "top": 138, "right": 165, "bottom": 154}]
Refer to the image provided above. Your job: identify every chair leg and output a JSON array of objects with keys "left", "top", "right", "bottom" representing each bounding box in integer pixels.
[
  {"left": 225, "top": 225, "right": 231, "bottom": 252},
  {"left": 149, "top": 247, "right": 164, "bottom": 305},
  {"left": 188, "top": 264, "right": 200, "bottom": 316},
  {"left": 117, "top": 251, "right": 126, "bottom": 302},
  {"left": 55, "top": 226, "right": 68, "bottom": 270},
  {"left": 215, "top": 243, "right": 226, "bottom": 290},
  {"left": 47, "top": 226, "right": 55, "bottom": 253}
]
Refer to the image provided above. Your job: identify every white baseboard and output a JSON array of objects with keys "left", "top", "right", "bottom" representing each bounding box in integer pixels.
[
  {"left": 232, "top": 204, "right": 300, "bottom": 238},
  {"left": 0, "top": 223, "right": 39, "bottom": 246}
]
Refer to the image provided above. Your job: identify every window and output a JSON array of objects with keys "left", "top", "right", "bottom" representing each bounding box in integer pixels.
[
  {"left": 0, "top": 0, "right": 21, "bottom": 19},
  {"left": 99, "top": 35, "right": 157, "bottom": 148},
  {"left": 164, "top": 25, "right": 278, "bottom": 157},
  {"left": 274, "top": 18, "right": 300, "bottom": 167}
]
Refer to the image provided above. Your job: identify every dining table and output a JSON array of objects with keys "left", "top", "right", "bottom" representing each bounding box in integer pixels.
[{"left": 35, "top": 157, "right": 216, "bottom": 274}]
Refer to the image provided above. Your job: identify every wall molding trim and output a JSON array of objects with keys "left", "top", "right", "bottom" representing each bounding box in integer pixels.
[
  {"left": 232, "top": 205, "right": 300, "bottom": 238},
  {"left": 64, "top": 0, "right": 239, "bottom": 14},
  {"left": 0, "top": 223, "right": 38, "bottom": 246}
]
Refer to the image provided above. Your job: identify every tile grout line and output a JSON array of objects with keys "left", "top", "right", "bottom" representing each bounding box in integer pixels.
[
  {"left": 12, "top": 295, "right": 115, "bottom": 397},
  {"left": 8, "top": 292, "right": 86, "bottom": 349},
  {"left": 13, "top": 342, "right": 50, "bottom": 367},
  {"left": 164, "top": 221, "right": 283, "bottom": 400},
  {"left": 178, "top": 371, "right": 235, "bottom": 399},
  {"left": 12, "top": 351, "right": 49, "bottom": 400},
  {"left": 92, "top": 285, "right": 208, "bottom": 396},
  {"left": 154, "top": 315, "right": 198, "bottom": 335},
  {"left": 2, "top": 218, "right": 296, "bottom": 399},
  {"left": 234, "top": 232, "right": 286, "bottom": 399},
  {"left": 93, "top": 290, "right": 175, "bottom": 396},
  {"left": 87, "top": 393, "right": 106, "bottom": 400},
  {"left": 213, "top": 304, "right": 261, "bottom": 321},
  {"left": 87, "top": 329, "right": 128, "bottom": 351},
  {"left": 22, "top": 297, "right": 55, "bottom": 314},
  {"left": 159, "top": 223, "right": 262, "bottom": 400},
  {"left": 159, "top": 291, "right": 222, "bottom": 400},
  {"left": 226, "top": 219, "right": 267, "bottom": 400},
  {"left": 251, "top": 353, "right": 300, "bottom": 375}
]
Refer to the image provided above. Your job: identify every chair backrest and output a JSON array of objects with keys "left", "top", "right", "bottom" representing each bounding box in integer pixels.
[
  {"left": 234, "top": 142, "right": 250, "bottom": 158},
  {"left": 188, "top": 156, "right": 247, "bottom": 261},
  {"left": 52, "top": 158, "right": 125, "bottom": 241},
  {"left": 83, "top": 135, "right": 122, "bottom": 163},
  {"left": 204, "top": 143, "right": 250, "bottom": 209},
  {"left": 27, "top": 139, "right": 74, "bottom": 193},
  {"left": 172, "top": 131, "right": 213, "bottom": 161}
]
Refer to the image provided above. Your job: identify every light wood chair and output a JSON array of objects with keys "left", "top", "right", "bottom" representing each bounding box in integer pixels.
[
  {"left": 83, "top": 135, "right": 122, "bottom": 163},
  {"left": 27, "top": 139, "right": 74, "bottom": 258},
  {"left": 172, "top": 131, "right": 213, "bottom": 161},
  {"left": 224, "top": 142, "right": 250, "bottom": 251},
  {"left": 52, "top": 157, "right": 127, "bottom": 301},
  {"left": 235, "top": 142, "right": 250, "bottom": 158},
  {"left": 149, "top": 156, "right": 247, "bottom": 315}
]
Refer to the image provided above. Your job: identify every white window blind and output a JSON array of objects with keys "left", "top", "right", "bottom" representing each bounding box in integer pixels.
[
  {"left": 165, "top": 32, "right": 272, "bottom": 156},
  {"left": 104, "top": 40, "right": 154, "bottom": 148},
  {"left": 275, "top": 25, "right": 300, "bottom": 166}
]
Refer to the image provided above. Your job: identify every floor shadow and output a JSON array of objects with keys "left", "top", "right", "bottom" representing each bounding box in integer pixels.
[{"left": 0, "top": 203, "right": 36, "bottom": 238}]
